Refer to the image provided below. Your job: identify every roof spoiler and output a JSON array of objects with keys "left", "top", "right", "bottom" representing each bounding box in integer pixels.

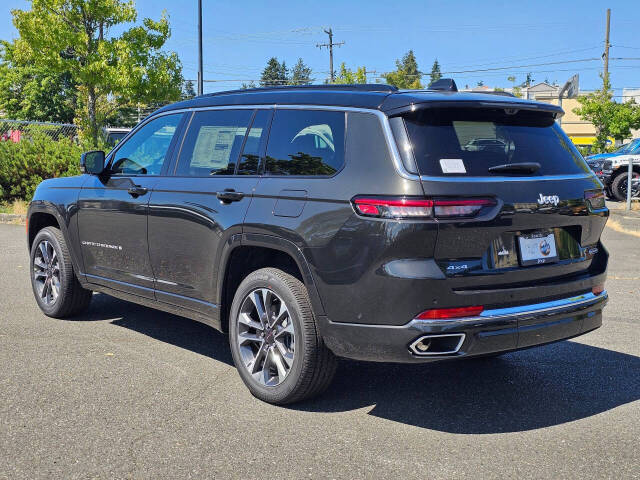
[{"left": 428, "top": 78, "right": 458, "bottom": 92}]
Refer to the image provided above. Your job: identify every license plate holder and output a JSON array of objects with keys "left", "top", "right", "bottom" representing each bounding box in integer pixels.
[{"left": 517, "top": 231, "right": 559, "bottom": 266}]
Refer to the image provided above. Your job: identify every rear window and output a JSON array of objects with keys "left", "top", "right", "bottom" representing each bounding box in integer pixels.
[{"left": 402, "top": 108, "right": 591, "bottom": 177}]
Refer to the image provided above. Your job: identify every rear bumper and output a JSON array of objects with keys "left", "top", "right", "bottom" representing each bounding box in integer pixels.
[{"left": 318, "top": 291, "right": 608, "bottom": 363}]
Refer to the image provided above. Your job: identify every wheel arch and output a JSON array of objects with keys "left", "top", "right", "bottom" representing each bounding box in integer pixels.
[
  {"left": 217, "top": 233, "right": 325, "bottom": 333},
  {"left": 27, "top": 201, "right": 85, "bottom": 281}
]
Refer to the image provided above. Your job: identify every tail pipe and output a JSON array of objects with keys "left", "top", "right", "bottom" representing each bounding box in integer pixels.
[{"left": 409, "top": 333, "right": 466, "bottom": 356}]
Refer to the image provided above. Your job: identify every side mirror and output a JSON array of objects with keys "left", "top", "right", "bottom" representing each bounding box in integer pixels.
[{"left": 80, "top": 150, "right": 106, "bottom": 175}]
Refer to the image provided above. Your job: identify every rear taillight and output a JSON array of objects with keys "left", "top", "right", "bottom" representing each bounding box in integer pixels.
[
  {"left": 416, "top": 306, "right": 484, "bottom": 320},
  {"left": 353, "top": 196, "right": 495, "bottom": 219},
  {"left": 592, "top": 284, "right": 605, "bottom": 295},
  {"left": 353, "top": 198, "right": 434, "bottom": 218},
  {"left": 585, "top": 190, "right": 606, "bottom": 210}
]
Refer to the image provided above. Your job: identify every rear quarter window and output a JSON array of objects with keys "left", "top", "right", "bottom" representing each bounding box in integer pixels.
[
  {"left": 265, "top": 109, "right": 345, "bottom": 176},
  {"left": 402, "top": 108, "right": 591, "bottom": 177}
]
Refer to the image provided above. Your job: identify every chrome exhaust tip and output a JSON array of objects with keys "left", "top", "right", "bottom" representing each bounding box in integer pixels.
[{"left": 409, "top": 333, "right": 465, "bottom": 356}]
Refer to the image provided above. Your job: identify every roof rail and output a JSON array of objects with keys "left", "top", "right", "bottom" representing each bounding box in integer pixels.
[{"left": 198, "top": 83, "right": 399, "bottom": 98}]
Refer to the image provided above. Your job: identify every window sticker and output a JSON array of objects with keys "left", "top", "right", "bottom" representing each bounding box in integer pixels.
[{"left": 439, "top": 158, "right": 466, "bottom": 174}]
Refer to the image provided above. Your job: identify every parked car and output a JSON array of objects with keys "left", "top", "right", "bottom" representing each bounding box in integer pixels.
[
  {"left": 586, "top": 138, "right": 640, "bottom": 200},
  {"left": 103, "top": 127, "right": 132, "bottom": 146},
  {"left": 27, "top": 82, "right": 609, "bottom": 404}
]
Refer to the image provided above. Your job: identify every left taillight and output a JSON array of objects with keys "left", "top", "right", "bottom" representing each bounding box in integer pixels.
[{"left": 352, "top": 196, "right": 495, "bottom": 219}]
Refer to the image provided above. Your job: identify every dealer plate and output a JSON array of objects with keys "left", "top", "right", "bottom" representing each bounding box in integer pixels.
[{"left": 518, "top": 231, "right": 559, "bottom": 266}]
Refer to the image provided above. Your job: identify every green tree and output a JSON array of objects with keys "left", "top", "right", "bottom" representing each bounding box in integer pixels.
[
  {"left": 241, "top": 81, "right": 257, "bottom": 89},
  {"left": 574, "top": 75, "right": 640, "bottom": 152},
  {"left": 182, "top": 80, "right": 196, "bottom": 99},
  {"left": 383, "top": 50, "right": 423, "bottom": 89},
  {"left": 429, "top": 59, "right": 441, "bottom": 86},
  {"left": 334, "top": 63, "right": 367, "bottom": 84},
  {"left": 10, "top": 0, "right": 183, "bottom": 146},
  {"left": 290, "top": 58, "right": 313, "bottom": 85},
  {"left": 522, "top": 72, "right": 534, "bottom": 87},
  {"left": 0, "top": 41, "right": 77, "bottom": 123},
  {"left": 260, "top": 57, "right": 288, "bottom": 86}
]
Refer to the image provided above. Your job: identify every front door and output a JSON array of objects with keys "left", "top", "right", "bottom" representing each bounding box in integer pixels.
[
  {"left": 148, "top": 108, "right": 271, "bottom": 318},
  {"left": 77, "top": 113, "right": 184, "bottom": 298}
]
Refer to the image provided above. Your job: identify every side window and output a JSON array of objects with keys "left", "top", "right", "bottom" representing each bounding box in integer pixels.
[
  {"left": 111, "top": 114, "right": 182, "bottom": 175},
  {"left": 265, "top": 109, "right": 345, "bottom": 176},
  {"left": 176, "top": 109, "right": 253, "bottom": 176},
  {"left": 237, "top": 110, "right": 271, "bottom": 175}
]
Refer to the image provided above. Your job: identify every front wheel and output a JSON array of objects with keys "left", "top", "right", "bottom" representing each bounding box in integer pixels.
[
  {"left": 229, "top": 268, "right": 337, "bottom": 404},
  {"left": 30, "top": 226, "right": 92, "bottom": 318},
  {"left": 610, "top": 169, "right": 640, "bottom": 201}
]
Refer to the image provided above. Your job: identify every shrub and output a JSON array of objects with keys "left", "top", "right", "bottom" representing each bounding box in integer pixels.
[{"left": 0, "top": 134, "right": 83, "bottom": 202}]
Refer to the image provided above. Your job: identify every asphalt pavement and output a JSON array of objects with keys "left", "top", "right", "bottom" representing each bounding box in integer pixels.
[{"left": 0, "top": 222, "right": 638, "bottom": 479}]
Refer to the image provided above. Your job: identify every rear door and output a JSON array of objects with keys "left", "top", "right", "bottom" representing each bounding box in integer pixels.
[
  {"left": 147, "top": 108, "right": 270, "bottom": 317},
  {"left": 399, "top": 106, "right": 607, "bottom": 302},
  {"left": 78, "top": 113, "right": 183, "bottom": 297}
]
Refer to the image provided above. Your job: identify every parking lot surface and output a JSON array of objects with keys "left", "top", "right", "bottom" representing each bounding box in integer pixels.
[{"left": 1, "top": 223, "right": 638, "bottom": 479}]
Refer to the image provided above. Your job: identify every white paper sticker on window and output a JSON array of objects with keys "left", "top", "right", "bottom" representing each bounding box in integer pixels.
[{"left": 439, "top": 158, "right": 466, "bottom": 174}]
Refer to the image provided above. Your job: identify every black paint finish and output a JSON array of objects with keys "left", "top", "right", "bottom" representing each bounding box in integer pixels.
[{"left": 27, "top": 88, "right": 609, "bottom": 362}]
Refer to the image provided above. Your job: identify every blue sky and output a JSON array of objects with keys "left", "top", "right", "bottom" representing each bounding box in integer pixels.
[{"left": 1, "top": 0, "right": 639, "bottom": 97}]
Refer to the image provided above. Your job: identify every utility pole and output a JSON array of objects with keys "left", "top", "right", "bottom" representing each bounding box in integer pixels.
[
  {"left": 603, "top": 8, "right": 611, "bottom": 84},
  {"left": 316, "top": 28, "right": 344, "bottom": 83},
  {"left": 197, "top": 0, "right": 203, "bottom": 96}
]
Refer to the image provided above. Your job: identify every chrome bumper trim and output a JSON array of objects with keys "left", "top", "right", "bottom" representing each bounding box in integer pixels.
[{"left": 409, "top": 291, "right": 608, "bottom": 327}]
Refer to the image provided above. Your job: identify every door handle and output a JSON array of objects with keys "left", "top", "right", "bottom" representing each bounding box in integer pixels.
[
  {"left": 127, "top": 185, "right": 148, "bottom": 197},
  {"left": 216, "top": 189, "right": 245, "bottom": 203}
]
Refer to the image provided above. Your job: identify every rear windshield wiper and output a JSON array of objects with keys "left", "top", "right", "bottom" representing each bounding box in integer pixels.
[{"left": 488, "top": 162, "right": 541, "bottom": 174}]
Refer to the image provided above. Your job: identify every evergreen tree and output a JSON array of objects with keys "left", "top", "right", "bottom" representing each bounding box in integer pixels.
[
  {"left": 182, "top": 80, "right": 196, "bottom": 99},
  {"left": 429, "top": 59, "right": 442, "bottom": 86},
  {"left": 383, "top": 50, "right": 423, "bottom": 89},
  {"left": 260, "top": 57, "right": 288, "bottom": 86},
  {"left": 290, "top": 58, "right": 313, "bottom": 85}
]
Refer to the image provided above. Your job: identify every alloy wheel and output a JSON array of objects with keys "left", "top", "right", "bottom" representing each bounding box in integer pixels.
[
  {"left": 236, "top": 288, "right": 295, "bottom": 386},
  {"left": 33, "top": 240, "right": 60, "bottom": 305}
]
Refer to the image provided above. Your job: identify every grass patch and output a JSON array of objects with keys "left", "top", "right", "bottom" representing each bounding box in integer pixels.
[{"left": 0, "top": 199, "right": 28, "bottom": 215}]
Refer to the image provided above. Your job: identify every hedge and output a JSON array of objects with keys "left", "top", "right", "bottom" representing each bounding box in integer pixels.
[{"left": 0, "top": 134, "right": 83, "bottom": 202}]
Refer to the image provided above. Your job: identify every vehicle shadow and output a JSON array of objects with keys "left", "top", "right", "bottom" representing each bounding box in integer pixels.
[
  {"left": 295, "top": 341, "right": 640, "bottom": 434},
  {"left": 83, "top": 294, "right": 639, "bottom": 434},
  {"left": 83, "top": 292, "right": 234, "bottom": 366}
]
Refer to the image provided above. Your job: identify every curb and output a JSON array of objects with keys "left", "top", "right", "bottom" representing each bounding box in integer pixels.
[{"left": 0, "top": 213, "right": 26, "bottom": 225}]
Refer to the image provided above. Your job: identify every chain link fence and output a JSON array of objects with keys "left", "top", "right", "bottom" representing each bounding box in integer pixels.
[{"left": 0, "top": 119, "right": 79, "bottom": 142}]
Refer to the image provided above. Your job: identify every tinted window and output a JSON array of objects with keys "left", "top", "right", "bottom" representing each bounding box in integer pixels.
[
  {"left": 176, "top": 109, "right": 253, "bottom": 176},
  {"left": 265, "top": 109, "right": 345, "bottom": 176},
  {"left": 111, "top": 114, "right": 182, "bottom": 175},
  {"left": 237, "top": 110, "right": 271, "bottom": 175},
  {"left": 403, "top": 108, "right": 591, "bottom": 177}
]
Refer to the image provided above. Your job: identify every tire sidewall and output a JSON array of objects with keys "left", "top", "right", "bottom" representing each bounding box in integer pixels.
[
  {"left": 229, "top": 269, "right": 308, "bottom": 403},
  {"left": 612, "top": 170, "right": 640, "bottom": 201},
  {"left": 30, "top": 228, "right": 70, "bottom": 316}
]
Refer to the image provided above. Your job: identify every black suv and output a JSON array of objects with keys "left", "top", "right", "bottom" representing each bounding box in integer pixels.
[{"left": 27, "top": 82, "right": 609, "bottom": 404}]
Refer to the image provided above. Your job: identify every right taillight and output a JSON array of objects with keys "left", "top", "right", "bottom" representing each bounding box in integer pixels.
[
  {"left": 585, "top": 190, "right": 606, "bottom": 210},
  {"left": 352, "top": 196, "right": 495, "bottom": 219}
]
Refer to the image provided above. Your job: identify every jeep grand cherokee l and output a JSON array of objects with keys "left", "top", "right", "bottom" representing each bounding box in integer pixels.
[{"left": 27, "top": 82, "right": 609, "bottom": 404}]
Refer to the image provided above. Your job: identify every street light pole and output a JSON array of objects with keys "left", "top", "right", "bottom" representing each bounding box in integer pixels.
[{"left": 197, "top": 0, "right": 203, "bottom": 96}]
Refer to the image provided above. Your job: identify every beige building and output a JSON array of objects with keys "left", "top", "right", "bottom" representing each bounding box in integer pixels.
[{"left": 521, "top": 82, "right": 601, "bottom": 150}]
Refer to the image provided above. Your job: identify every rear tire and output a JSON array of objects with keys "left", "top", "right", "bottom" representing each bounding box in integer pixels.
[
  {"left": 229, "top": 268, "right": 337, "bottom": 405},
  {"left": 30, "top": 226, "right": 92, "bottom": 318}
]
